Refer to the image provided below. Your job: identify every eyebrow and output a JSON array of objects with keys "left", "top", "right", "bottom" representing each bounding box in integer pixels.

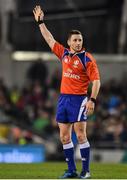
[{"left": 73, "top": 38, "right": 82, "bottom": 40}]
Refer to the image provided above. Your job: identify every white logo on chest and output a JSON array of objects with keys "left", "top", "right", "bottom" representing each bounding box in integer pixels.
[
  {"left": 73, "top": 60, "right": 79, "bottom": 68},
  {"left": 67, "top": 68, "right": 72, "bottom": 73},
  {"left": 64, "top": 57, "right": 70, "bottom": 63}
]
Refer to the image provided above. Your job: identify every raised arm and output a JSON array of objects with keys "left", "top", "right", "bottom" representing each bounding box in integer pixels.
[{"left": 33, "top": 5, "right": 56, "bottom": 50}]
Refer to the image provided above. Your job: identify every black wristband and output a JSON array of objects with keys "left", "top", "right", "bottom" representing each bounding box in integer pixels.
[
  {"left": 37, "top": 20, "right": 44, "bottom": 25},
  {"left": 90, "top": 97, "right": 96, "bottom": 104}
]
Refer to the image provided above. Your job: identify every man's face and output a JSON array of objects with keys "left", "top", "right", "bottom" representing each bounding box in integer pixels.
[{"left": 68, "top": 34, "right": 83, "bottom": 53}]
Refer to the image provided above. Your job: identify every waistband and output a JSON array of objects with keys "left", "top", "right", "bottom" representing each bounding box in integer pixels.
[{"left": 60, "top": 93, "right": 87, "bottom": 97}]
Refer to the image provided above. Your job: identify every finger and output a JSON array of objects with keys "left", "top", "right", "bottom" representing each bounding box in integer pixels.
[
  {"left": 87, "top": 110, "right": 93, "bottom": 116},
  {"left": 88, "top": 107, "right": 94, "bottom": 112},
  {"left": 37, "top": 5, "right": 41, "bottom": 12},
  {"left": 35, "top": 6, "right": 39, "bottom": 11},
  {"left": 34, "top": 6, "right": 41, "bottom": 16},
  {"left": 38, "top": 6, "right": 43, "bottom": 14},
  {"left": 39, "top": 10, "right": 42, "bottom": 16},
  {"left": 89, "top": 108, "right": 94, "bottom": 111},
  {"left": 84, "top": 108, "right": 88, "bottom": 116},
  {"left": 36, "top": 7, "right": 41, "bottom": 15},
  {"left": 85, "top": 108, "right": 91, "bottom": 114},
  {"left": 34, "top": 7, "right": 37, "bottom": 13},
  {"left": 33, "top": 10, "right": 36, "bottom": 15},
  {"left": 38, "top": 6, "right": 41, "bottom": 10},
  {"left": 86, "top": 111, "right": 91, "bottom": 116}
]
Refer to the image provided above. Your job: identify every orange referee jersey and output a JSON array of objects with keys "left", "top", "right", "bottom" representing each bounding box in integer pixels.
[{"left": 52, "top": 42, "right": 100, "bottom": 95}]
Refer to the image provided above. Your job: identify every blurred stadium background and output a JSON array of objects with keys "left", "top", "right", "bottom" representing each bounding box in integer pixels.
[{"left": 0, "top": 0, "right": 127, "bottom": 165}]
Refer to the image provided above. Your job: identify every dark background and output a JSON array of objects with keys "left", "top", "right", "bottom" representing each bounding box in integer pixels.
[{"left": 7, "top": 0, "right": 125, "bottom": 53}]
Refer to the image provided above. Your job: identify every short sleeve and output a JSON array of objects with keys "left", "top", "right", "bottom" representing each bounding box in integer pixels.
[
  {"left": 86, "top": 52, "right": 100, "bottom": 81},
  {"left": 52, "top": 42, "right": 65, "bottom": 60}
]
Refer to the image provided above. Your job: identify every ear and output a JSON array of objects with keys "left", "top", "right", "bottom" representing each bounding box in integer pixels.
[{"left": 67, "top": 39, "right": 70, "bottom": 46}]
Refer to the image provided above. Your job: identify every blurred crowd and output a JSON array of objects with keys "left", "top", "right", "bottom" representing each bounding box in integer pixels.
[
  {"left": 88, "top": 77, "right": 127, "bottom": 148},
  {"left": 0, "top": 61, "right": 127, "bottom": 151}
]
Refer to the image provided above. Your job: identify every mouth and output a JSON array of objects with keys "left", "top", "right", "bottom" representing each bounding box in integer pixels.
[{"left": 76, "top": 46, "right": 81, "bottom": 50}]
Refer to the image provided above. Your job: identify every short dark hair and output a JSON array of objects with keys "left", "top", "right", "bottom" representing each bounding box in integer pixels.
[{"left": 67, "top": 30, "right": 82, "bottom": 40}]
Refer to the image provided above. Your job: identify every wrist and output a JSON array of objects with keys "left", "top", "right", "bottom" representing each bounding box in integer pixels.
[
  {"left": 37, "top": 19, "right": 44, "bottom": 25},
  {"left": 37, "top": 15, "right": 44, "bottom": 25},
  {"left": 90, "top": 97, "right": 96, "bottom": 104}
]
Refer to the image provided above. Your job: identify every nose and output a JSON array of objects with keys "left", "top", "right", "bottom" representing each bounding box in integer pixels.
[
  {"left": 77, "top": 40, "right": 81, "bottom": 44},
  {"left": 77, "top": 42, "right": 81, "bottom": 46}
]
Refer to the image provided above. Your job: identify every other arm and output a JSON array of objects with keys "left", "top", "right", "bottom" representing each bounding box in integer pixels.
[
  {"left": 86, "top": 80, "right": 101, "bottom": 116},
  {"left": 90, "top": 79, "right": 101, "bottom": 100},
  {"left": 85, "top": 53, "right": 101, "bottom": 115}
]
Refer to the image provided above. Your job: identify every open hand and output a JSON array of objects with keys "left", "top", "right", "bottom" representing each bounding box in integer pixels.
[
  {"left": 85, "top": 100, "right": 95, "bottom": 116},
  {"left": 33, "top": 5, "right": 44, "bottom": 22}
]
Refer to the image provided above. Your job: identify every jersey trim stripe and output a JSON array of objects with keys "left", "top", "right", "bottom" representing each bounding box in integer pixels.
[{"left": 61, "top": 49, "right": 69, "bottom": 60}]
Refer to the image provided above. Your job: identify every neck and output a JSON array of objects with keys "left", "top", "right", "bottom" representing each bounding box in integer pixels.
[
  {"left": 70, "top": 47, "right": 83, "bottom": 53},
  {"left": 70, "top": 48, "right": 76, "bottom": 54}
]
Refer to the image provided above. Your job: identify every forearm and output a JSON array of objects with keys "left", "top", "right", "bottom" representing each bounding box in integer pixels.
[
  {"left": 90, "top": 80, "right": 101, "bottom": 99},
  {"left": 39, "top": 23, "right": 56, "bottom": 49}
]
